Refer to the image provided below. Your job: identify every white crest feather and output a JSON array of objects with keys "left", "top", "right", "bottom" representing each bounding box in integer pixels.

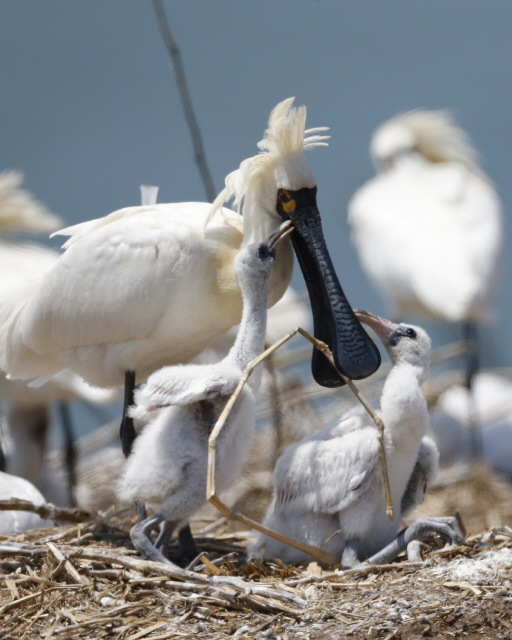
[
  {"left": 371, "top": 109, "right": 488, "bottom": 181},
  {"left": 206, "top": 98, "right": 329, "bottom": 242}
]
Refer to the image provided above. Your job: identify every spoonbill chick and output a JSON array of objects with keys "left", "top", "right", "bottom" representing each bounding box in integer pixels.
[
  {"left": 252, "top": 311, "right": 462, "bottom": 568},
  {"left": 118, "top": 222, "right": 292, "bottom": 566},
  {"left": 0, "top": 98, "right": 378, "bottom": 458}
]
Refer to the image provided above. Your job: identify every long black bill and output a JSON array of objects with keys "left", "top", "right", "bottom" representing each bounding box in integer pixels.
[{"left": 276, "top": 186, "right": 381, "bottom": 387}]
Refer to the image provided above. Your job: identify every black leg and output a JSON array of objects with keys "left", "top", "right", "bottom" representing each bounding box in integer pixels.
[
  {"left": 463, "top": 322, "right": 482, "bottom": 458},
  {"left": 58, "top": 401, "right": 76, "bottom": 506},
  {"left": 120, "top": 370, "right": 137, "bottom": 458},
  {"left": 0, "top": 437, "right": 6, "bottom": 473},
  {"left": 168, "top": 524, "right": 198, "bottom": 567}
]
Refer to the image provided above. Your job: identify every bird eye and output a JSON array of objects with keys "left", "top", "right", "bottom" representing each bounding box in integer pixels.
[
  {"left": 257, "top": 243, "right": 274, "bottom": 259},
  {"left": 405, "top": 328, "right": 417, "bottom": 339},
  {"left": 278, "top": 190, "right": 290, "bottom": 203}
]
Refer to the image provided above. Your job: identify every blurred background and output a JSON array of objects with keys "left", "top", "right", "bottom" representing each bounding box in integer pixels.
[{"left": 1, "top": 1, "right": 511, "bottom": 528}]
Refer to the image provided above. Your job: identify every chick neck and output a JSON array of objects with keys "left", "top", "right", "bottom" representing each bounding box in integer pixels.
[
  {"left": 225, "top": 264, "right": 272, "bottom": 393},
  {"left": 380, "top": 359, "right": 429, "bottom": 452}
]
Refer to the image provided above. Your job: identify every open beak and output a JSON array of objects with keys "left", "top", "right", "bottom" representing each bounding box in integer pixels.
[
  {"left": 354, "top": 310, "right": 399, "bottom": 346},
  {"left": 276, "top": 187, "right": 381, "bottom": 387},
  {"left": 267, "top": 220, "right": 294, "bottom": 250}
]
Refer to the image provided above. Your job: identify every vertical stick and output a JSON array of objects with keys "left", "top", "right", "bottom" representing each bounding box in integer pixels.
[{"left": 152, "top": 1, "right": 216, "bottom": 202}]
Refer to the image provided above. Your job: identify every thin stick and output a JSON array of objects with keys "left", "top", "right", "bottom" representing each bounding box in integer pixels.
[
  {"left": 0, "top": 499, "right": 92, "bottom": 523},
  {"left": 152, "top": 1, "right": 216, "bottom": 202},
  {"left": 207, "top": 327, "right": 394, "bottom": 568}
]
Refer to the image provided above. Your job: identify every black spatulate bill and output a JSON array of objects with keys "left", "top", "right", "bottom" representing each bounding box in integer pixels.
[{"left": 276, "top": 186, "right": 381, "bottom": 387}]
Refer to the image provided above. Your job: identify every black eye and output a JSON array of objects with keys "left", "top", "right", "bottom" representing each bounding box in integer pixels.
[
  {"left": 257, "top": 243, "right": 274, "bottom": 259},
  {"left": 278, "top": 189, "right": 290, "bottom": 203},
  {"left": 405, "top": 328, "right": 417, "bottom": 339}
]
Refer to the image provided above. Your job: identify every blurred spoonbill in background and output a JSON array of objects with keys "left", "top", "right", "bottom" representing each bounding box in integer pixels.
[{"left": 0, "top": 171, "right": 117, "bottom": 504}]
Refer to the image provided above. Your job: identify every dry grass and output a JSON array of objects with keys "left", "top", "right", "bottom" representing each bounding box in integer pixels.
[{"left": 0, "top": 507, "right": 511, "bottom": 640}]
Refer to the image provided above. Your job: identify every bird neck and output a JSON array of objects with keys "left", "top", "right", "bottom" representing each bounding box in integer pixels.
[
  {"left": 225, "top": 277, "right": 270, "bottom": 392},
  {"left": 380, "top": 362, "right": 428, "bottom": 450}
]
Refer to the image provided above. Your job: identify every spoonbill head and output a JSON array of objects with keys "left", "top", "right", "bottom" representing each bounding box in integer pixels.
[
  {"left": 214, "top": 97, "right": 381, "bottom": 387},
  {"left": 355, "top": 310, "right": 431, "bottom": 379}
]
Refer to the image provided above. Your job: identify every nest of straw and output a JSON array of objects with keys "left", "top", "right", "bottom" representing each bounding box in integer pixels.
[{"left": 0, "top": 502, "right": 511, "bottom": 640}]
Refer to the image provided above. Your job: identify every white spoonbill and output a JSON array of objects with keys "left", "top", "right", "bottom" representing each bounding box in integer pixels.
[
  {"left": 118, "top": 222, "right": 292, "bottom": 565},
  {"left": 0, "top": 98, "right": 380, "bottom": 457},
  {"left": 348, "top": 110, "right": 502, "bottom": 327},
  {"left": 251, "top": 311, "right": 462, "bottom": 567}
]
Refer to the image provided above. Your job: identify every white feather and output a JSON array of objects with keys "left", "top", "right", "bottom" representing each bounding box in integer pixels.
[{"left": 349, "top": 110, "right": 502, "bottom": 322}]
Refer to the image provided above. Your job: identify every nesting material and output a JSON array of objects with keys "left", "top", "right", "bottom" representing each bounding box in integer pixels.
[{"left": 0, "top": 508, "right": 510, "bottom": 640}]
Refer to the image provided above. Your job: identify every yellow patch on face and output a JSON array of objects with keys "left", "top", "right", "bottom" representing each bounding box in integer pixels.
[{"left": 280, "top": 189, "right": 296, "bottom": 214}]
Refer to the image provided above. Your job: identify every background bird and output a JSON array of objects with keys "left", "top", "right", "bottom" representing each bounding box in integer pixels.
[
  {"left": 0, "top": 172, "right": 117, "bottom": 503},
  {"left": 251, "top": 311, "right": 462, "bottom": 567},
  {"left": 348, "top": 110, "right": 503, "bottom": 455},
  {"left": 118, "top": 223, "right": 291, "bottom": 566}
]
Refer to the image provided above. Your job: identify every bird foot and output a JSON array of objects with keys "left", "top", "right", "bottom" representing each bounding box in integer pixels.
[
  {"left": 130, "top": 515, "right": 180, "bottom": 566},
  {"left": 405, "top": 516, "right": 464, "bottom": 548}
]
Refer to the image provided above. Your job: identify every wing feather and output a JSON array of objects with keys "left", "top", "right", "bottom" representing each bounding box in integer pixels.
[{"left": 273, "top": 419, "right": 380, "bottom": 516}]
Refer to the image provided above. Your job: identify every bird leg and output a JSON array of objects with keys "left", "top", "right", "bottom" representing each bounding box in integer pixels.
[
  {"left": 341, "top": 539, "right": 360, "bottom": 569},
  {"left": 135, "top": 499, "right": 147, "bottom": 523},
  {"left": 367, "top": 516, "right": 464, "bottom": 565},
  {"left": 463, "top": 322, "right": 482, "bottom": 459},
  {"left": 120, "top": 370, "right": 137, "bottom": 457},
  {"left": 167, "top": 524, "right": 198, "bottom": 566},
  {"left": 58, "top": 401, "right": 76, "bottom": 506},
  {"left": 130, "top": 512, "right": 180, "bottom": 565}
]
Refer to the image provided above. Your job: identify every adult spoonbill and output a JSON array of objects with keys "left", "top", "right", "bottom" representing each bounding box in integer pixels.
[
  {"left": 251, "top": 311, "right": 462, "bottom": 567},
  {"left": 0, "top": 98, "right": 380, "bottom": 457},
  {"left": 348, "top": 110, "right": 502, "bottom": 391},
  {"left": 118, "top": 222, "right": 292, "bottom": 566}
]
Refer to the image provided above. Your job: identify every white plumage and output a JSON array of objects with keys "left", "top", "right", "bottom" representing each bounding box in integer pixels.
[
  {"left": 348, "top": 110, "right": 502, "bottom": 323},
  {"left": 0, "top": 191, "right": 116, "bottom": 502},
  {"left": 0, "top": 170, "right": 62, "bottom": 234},
  {"left": 0, "top": 98, "right": 327, "bottom": 390},
  {"left": 429, "top": 372, "right": 512, "bottom": 475},
  {"left": 118, "top": 225, "right": 290, "bottom": 565},
  {"left": 252, "top": 312, "right": 462, "bottom": 567}
]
